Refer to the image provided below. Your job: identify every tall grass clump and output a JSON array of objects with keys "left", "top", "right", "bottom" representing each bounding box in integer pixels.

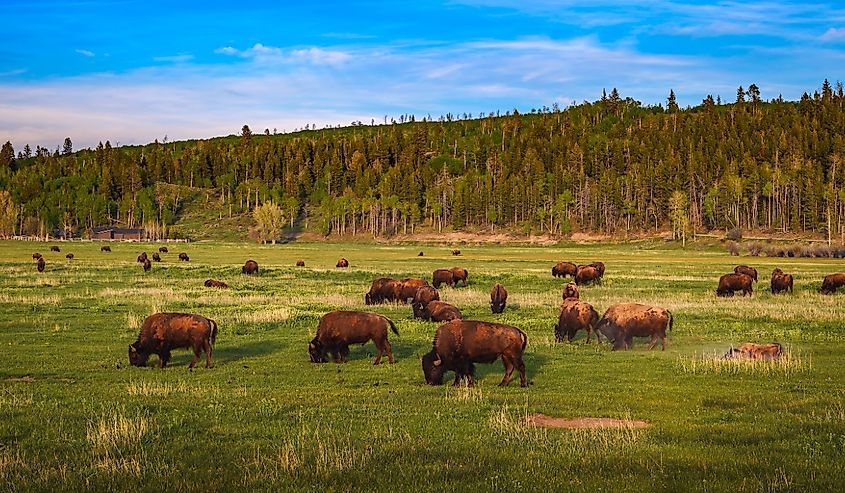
[{"left": 678, "top": 348, "right": 809, "bottom": 376}]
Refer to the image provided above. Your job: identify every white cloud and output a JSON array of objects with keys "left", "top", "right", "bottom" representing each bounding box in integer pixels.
[
  {"left": 153, "top": 54, "right": 195, "bottom": 63},
  {"left": 214, "top": 46, "right": 238, "bottom": 56},
  {"left": 291, "top": 47, "right": 351, "bottom": 65},
  {"left": 820, "top": 27, "right": 845, "bottom": 42},
  {"left": 215, "top": 43, "right": 351, "bottom": 66},
  {"left": 75, "top": 49, "right": 95, "bottom": 57}
]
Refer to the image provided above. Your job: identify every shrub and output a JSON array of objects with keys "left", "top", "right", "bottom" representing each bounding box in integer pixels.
[
  {"left": 747, "top": 242, "right": 763, "bottom": 256},
  {"left": 725, "top": 241, "right": 740, "bottom": 256},
  {"left": 725, "top": 228, "right": 743, "bottom": 241}
]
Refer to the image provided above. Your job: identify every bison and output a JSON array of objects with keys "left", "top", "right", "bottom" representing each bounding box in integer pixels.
[
  {"left": 137, "top": 252, "right": 148, "bottom": 263},
  {"left": 365, "top": 278, "right": 401, "bottom": 305},
  {"left": 296, "top": 260, "right": 305, "bottom": 267},
  {"left": 204, "top": 279, "right": 229, "bottom": 288},
  {"left": 412, "top": 285, "right": 440, "bottom": 318},
  {"left": 143, "top": 258, "right": 151, "bottom": 272},
  {"left": 65, "top": 253, "right": 74, "bottom": 260},
  {"left": 128, "top": 313, "right": 218, "bottom": 369},
  {"left": 178, "top": 253, "right": 189, "bottom": 262},
  {"left": 551, "top": 261, "right": 577, "bottom": 278},
  {"left": 734, "top": 265, "right": 758, "bottom": 282},
  {"left": 32, "top": 252, "right": 42, "bottom": 260},
  {"left": 821, "top": 273, "right": 845, "bottom": 294},
  {"left": 422, "top": 320, "right": 528, "bottom": 387},
  {"left": 771, "top": 268, "right": 793, "bottom": 294},
  {"left": 336, "top": 257, "right": 349, "bottom": 268},
  {"left": 419, "top": 301, "right": 463, "bottom": 322},
  {"left": 101, "top": 245, "right": 111, "bottom": 252},
  {"left": 595, "top": 303, "right": 673, "bottom": 351},
  {"left": 555, "top": 298, "right": 600, "bottom": 343},
  {"left": 575, "top": 265, "right": 601, "bottom": 286},
  {"left": 309, "top": 311, "right": 398, "bottom": 365},
  {"left": 491, "top": 283, "right": 508, "bottom": 314},
  {"left": 432, "top": 269, "right": 455, "bottom": 288},
  {"left": 50, "top": 245, "right": 60, "bottom": 252},
  {"left": 451, "top": 249, "right": 461, "bottom": 256},
  {"left": 449, "top": 267, "right": 469, "bottom": 287},
  {"left": 562, "top": 282, "right": 580, "bottom": 300},
  {"left": 159, "top": 246, "right": 168, "bottom": 253},
  {"left": 717, "top": 273, "right": 753, "bottom": 297},
  {"left": 589, "top": 261, "right": 605, "bottom": 278},
  {"left": 152, "top": 252, "right": 161, "bottom": 262},
  {"left": 418, "top": 251, "right": 424, "bottom": 257},
  {"left": 723, "top": 342, "right": 784, "bottom": 360},
  {"left": 399, "top": 278, "right": 429, "bottom": 303},
  {"left": 36, "top": 257, "right": 45, "bottom": 273},
  {"left": 242, "top": 259, "right": 259, "bottom": 275}
]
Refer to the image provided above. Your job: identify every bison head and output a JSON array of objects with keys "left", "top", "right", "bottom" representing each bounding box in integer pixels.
[
  {"left": 128, "top": 342, "right": 150, "bottom": 367},
  {"left": 421, "top": 350, "right": 446, "bottom": 385},
  {"left": 308, "top": 337, "right": 327, "bottom": 363},
  {"left": 365, "top": 292, "right": 373, "bottom": 305}
]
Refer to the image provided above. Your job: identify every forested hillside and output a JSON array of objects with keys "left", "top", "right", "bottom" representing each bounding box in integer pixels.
[{"left": 2, "top": 82, "right": 845, "bottom": 240}]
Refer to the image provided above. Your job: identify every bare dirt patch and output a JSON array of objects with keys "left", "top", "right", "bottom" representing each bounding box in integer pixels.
[
  {"left": 527, "top": 413, "right": 650, "bottom": 429},
  {"left": 5, "top": 375, "right": 35, "bottom": 382}
]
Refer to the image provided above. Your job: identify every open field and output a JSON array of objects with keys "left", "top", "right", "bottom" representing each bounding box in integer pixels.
[{"left": 1, "top": 240, "right": 844, "bottom": 492}]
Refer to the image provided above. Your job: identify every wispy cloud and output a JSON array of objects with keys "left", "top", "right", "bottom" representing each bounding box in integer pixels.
[
  {"left": 820, "top": 27, "right": 845, "bottom": 42},
  {"left": 75, "top": 49, "right": 95, "bottom": 57},
  {"left": 216, "top": 43, "right": 351, "bottom": 66},
  {"left": 0, "top": 68, "right": 27, "bottom": 77},
  {"left": 153, "top": 53, "right": 194, "bottom": 63}
]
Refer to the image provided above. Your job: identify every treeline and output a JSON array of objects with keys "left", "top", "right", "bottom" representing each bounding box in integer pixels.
[{"left": 2, "top": 80, "right": 845, "bottom": 239}]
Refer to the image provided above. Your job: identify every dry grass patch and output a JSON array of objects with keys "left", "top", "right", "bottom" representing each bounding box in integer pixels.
[
  {"left": 527, "top": 413, "right": 650, "bottom": 429},
  {"left": 87, "top": 409, "right": 150, "bottom": 454},
  {"left": 126, "top": 380, "right": 220, "bottom": 398},
  {"left": 678, "top": 347, "right": 809, "bottom": 375}
]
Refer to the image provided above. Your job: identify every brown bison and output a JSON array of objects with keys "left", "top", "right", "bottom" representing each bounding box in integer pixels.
[
  {"left": 365, "top": 278, "right": 402, "bottom": 305},
  {"left": 551, "top": 261, "right": 577, "bottom": 278},
  {"left": 178, "top": 253, "right": 189, "bottom": 261},
  {"left": 589, "top": 261, "right": 605, "bottom": 278},
  {"left": 32, "top": 252, "right": 42, "bottom": 260},
  {"left": 137, "top": 252, "right": 148, "bottom": 263},
  {"left": 820, "top": 273, "right": 845, "bottom": 294},
  {"left": 717, "top": 273, "right": 753, "bottom": 297},
  {"left": 101, "top": 245, "right": 111, "bottom": 252},
  {"left": 723, "top": 342, "right": 784, "bottom": 360},
  {"left": 419, "top": 301, "right": 463, "bottom": 322},
  {"left": 418, "top": 251, "right": 424, "bottom": 257},
  {"left": 422, "top": 320, "right": 527, "bottom": 387},
  {"left": 296, "top": 260, "right": 305, "bottom": 267},
  {"left": 204, "top": 279, "right": 229, "bottom": 288},
  {"left": 575, "top": 265, "right": 601, "bottom": 285},
  {"left": 309, "top": 311, "right": 398, "bottom": 364},
  {"left": 129, "top": 313, "right": 218, "bottom": 369},
  {"left": 152, "top": 252, "right": 161, "bottom": 262},
  {"left": 555, "top": 298, "right": 600, "bottom": 343},
  {"left": 65, "top": 253, "right": 74, "bottom": 260},
  {"left": 50, "top": 245, "right": 60, "bottom": 252},
  {"left": 36, "top": 257, "right": 45, "bottom": 272},
  {"left": 159, "top": 246, "right": 168, "bottom": 253},
  {"left": 412, "top": 286, "right": 440, "bottom": 318},
  {"left": 595, "top": 303, "right": 673, "bottom": 351},
  {"left": 771, "top": 268, "right": 793, "bottom": 294},
  {"left": 449, "top": 267, "right": 469, "bottom": 287},
  {"left": 242, "top": 259, "right": 259, "bottom": 275},
  {"left": 336, "top": 258, "right": 349, "bottom": 268},
  {"left": 491, "top": 283, "right": 508, "bottom": 314},
  {"left": 451, "top": 249, "right": 461, "bottom": 256},
  {"left": 562, "top": 282, "right": 579, "bottom": 300},
  {"left": 399, "top": 278, "right": 429, "bottom": 303},
  {"left": 734, "top": 265, "right": 758, "bottom": 282},
  {"left": 143, "top": 258, "right": 151, "bottom": 272},
  {"left": 432, "top": 269, "right": 455, "bottom": 288}
]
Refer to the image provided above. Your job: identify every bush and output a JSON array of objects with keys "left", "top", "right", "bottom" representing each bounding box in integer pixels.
[
  {"left": 725, "top": 228, "right": 743, "bottom": 241},
  {"left": 747, "top": 242, "right": 763, "bottom": 256},
  {"left": 725, "top": 241, "right": 740, "bottom": 256}
]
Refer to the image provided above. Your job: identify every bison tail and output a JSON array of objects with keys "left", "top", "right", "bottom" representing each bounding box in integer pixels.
[
  {"left": 519, "top": 329, "right": 528, "bottom": 351},
  {"left": 209, "top": 318, "right": 219, "bottom": 346},
  {"left": 386, "top": 317, "right": 399, "bottom": 336},
  {"left": 667, "top": 310, "right": 674, "bottom": 332}
]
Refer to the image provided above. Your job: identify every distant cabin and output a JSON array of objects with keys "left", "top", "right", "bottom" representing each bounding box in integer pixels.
[{"left": 89, "top": 227, "right": 144, "bottom": 241}]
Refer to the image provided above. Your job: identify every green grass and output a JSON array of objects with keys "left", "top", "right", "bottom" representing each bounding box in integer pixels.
[{"left": 1, "top": 239, "right": 844, "bottom": 492}]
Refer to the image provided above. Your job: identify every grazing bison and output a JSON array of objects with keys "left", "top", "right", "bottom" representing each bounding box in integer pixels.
[
  {"left": 734, "top": 265, "right": 758, "bottom": 282},
  {"left": 552, "top": 261, "right": 577, "bottom": 278},
  {"left": 101, "top": 245, "right": 111, "bottom": 252},
  {"left": 723, "top": 342, "right": 784, "bottom": 360},
  {"left": 152, "top": 252, "right": 161, "bottom": 262},
  {"left": 50, "top": 245, "right": 60, "bottom": 252},
  {"left": 204, "top": 279, "right": 229, "bottom": 288},
  {"left": 595, "top": 303, "right": 673, "bottom": 351},
  {"left": 365, "top": 278, "right": 401, "bottom": 305},
  {"left": 575, "top": 265, "right": 601, "bottom": 286},
  {"left": 178, "top": 253, "right": 189, "bottom": 262},
  {"left": 296, "top": 260, "right": 305, "bottom": 267},
  {"left": 820, "top": 273, "right": 845, "bottom": 294},
  {"left": 32, "top": 252, "right": 42, "bottom": 260},
  {"left": 336, "top": 258, "right": 349, "bottom": 268},
  {"left": 399, "top": 278, "right": 429, "bottom": 303},
  {"left": 491, "top": 283, "right": 508, "bottom": 314},
  {"left": 555, "top": 299, "right": 600, "bottom": 343},
  {"left": 449, "top": 267, "right": 469, "bottom": 287},
  {"left": 562, "top": 282, "right": 580, "bottom": 300},
  {"left": 716, "top": 273, "right": 753, "bottom": 297},
  {"left": 137, "top": 252, "right": 148, "bottom": 263},
  {"left": 418, "top": 251, "right": 424, "bottom": 257},
  {"left": 309, "top": 311, "right": 398, "bottom": 365},
  {"left": 451, "top": 249, "right": 461, "bottom": 256},
  {"left": 159, "top": 246, "right": 168, "bottom": 253},
  {"left": 412, "top": 285, "right": 440, "bottom": 318},
  {"left": 143, "top": 258, "right": 151, "bottom": 272},
  {"left": 432, "top": 269, "right": 455, "bottom": 288},
  {"left": 422, "top": 320, "right": 528, "bottom": 387},
  {"left": 36, "top": 257, "right": 45, "bottom": 273},
  {"left": 771, "top": 268, "right": 793, "bottom": 294},
  {"left": 419, "top": 301, "right": 463, "bottom": 322},
  {"left": 65, "top": 253, "right": 74, "bottom": 260},
  {"left": 589, "top": 261, "right": 605, "bottom": 278},
  {"left": 129, "top": 313, "right": 218, "bottom": 369},
  {"left": 242, "top": 259, "right": 259, "bottom": 275}
]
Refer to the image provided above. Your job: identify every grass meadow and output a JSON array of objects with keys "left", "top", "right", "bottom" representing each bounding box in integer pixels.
[{"left": 1, "top": 239, "right": 844, "bottom": 492}]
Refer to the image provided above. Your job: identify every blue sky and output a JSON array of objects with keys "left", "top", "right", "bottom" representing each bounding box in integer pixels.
[{"left": 1, "top": 0, "right": 844, "bottom": 149}]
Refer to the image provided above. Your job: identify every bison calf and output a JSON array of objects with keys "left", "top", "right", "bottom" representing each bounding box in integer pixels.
[
  {"left": 596, "top": 303, "right": 673, "bottom": 351},
  {"left": 717, "top": 273, "right": 753, "bottom": 297},
  {"left": 491, "top": 283, "right": 508, "bottom": 314},
  {"left": 242, "top": 259, "right": 259, "bottom": 275},
  {"left": 555, "top": 299, "right": 600, "bottom": 343},
  {"left": 419, "top": 301, "right": 462, "bottom": 322},
  {"left": 129, "top": 313, "right": 218, "bottom": 369},
  {"left": 309, "top": 311, "right": 398, "bottom": 364},
  {"left": 422, "top": 320, "right": 527, "bottom": 387}
]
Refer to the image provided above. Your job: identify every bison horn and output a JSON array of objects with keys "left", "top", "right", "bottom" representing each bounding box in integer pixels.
[
  {"left": 129, "top": 345, "right": 137, "bottom": 353},
  {"left": 308, "top": 343, "right": 315, "bottom": 350},
  {"left": 433, "top": 357, "right": 442, "bottom": 367}
]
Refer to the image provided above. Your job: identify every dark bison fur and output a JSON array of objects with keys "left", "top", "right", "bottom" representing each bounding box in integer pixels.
[
  {"left": 32, "top": 252, "right": 42, "bottom": 260},
  {"left": 734, "top": 265, "right": 758, "bottom": 282},
  {"left": 242, "top": 259, "right": 259, "bottom": 275},
  {"left": 309, "top": 311, "right": 398, "bottom": 365},
  {"left": 152, "top": 252, "right": 161, "bottom": 262},
  {"left": 50, "top": 245, "right": 60, "bottom": 252},
  {"left": 101, "top": 246, "right": 111, "bottom": 252},
  {"left": 588, "top": 261, "right": 605, "bottom": 277},
  {"left": 296, "top": 260, "right": 305, "bottom": 267},
  {"left": 65, "top": 253, "right": 74, "bottom": 260},
  {"left": 551, "top": 261, "right": 577, "bottom": 278},
  {"left": 129, "top": 313, "right": 218, "bottom": 369},
  {"left": 451, "top": 249, "right": 461, "bottom": 256},
  {"left": 491, "top": 283, "right": 508, "bottom": 314},
  {"left": 159, "top": 246, "right": 168, "bottom": 253},
  {"left": 412, "top": 286, "right": 440, "bottom": 318},
  {"left": 143, "top": 258, "right": 151, "bottom": 272},
  {"left": 137, "top": 252, "right": 148, "bottom": 263},
  {"left": 336, "top": 258, "right": 349, "bottom": 268},
  {"left": 562, "top": 282, "right": 580, "bottom": 300},
  {"left": 36, "top": 257, "right": 45, "bottom": 272},
  {"left": 178, "top": 253, "right": 189, "bottom": 261},
  {"left": 716, "top": 273, "right": 753, "bottom": 297}
]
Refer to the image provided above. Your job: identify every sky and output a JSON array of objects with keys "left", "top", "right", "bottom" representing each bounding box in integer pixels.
[{"left": 1, "top": 0, "right": 844, "bottom": 150}]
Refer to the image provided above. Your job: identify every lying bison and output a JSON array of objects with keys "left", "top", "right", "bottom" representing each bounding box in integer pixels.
[
  {"left": 178, "top": 253, "right": 189, "bottom": 261},
  {"left": 449, "top": 267, "right": 469, "bottom": 287},
  {"left": 143, "top": 258, "right": 152, "bottom": 272},
  {"left": 432, "top": 269, "right": 455, "bottom": 288},
  {"left": 418, "top": 251, "right": 424, "bottom": 257},
  {"left": 723, "top": 342, "right": 783, "bottom": 360},
  {"left": 129, "top": 313, "right": 218, "bottom": 369},
  {"left": 575, "top": 265, "right": 601, "bottom": 285},
  {"left": 419, "top": 301, "right": 463, "bottom": 322},
  {"left": 412, "top": 286, "right": 441, "bottom": 318},
  {"left": 555, "top": 299, "right": 600, "bottom": 343},
  {"left": 242, "top": 259, "right": 259, "bottom": 275},
  {"left": 204, "top": 279, "right": 229, "bottom": 288},
  {"left": 422, "top": 320, "right": 527, "bottom": 387},
  {"left": 734, "top": 265, "right": 758, "bottom": 282},
  {"left": 595, "top": 303, "right": 673, "bottom": 351},
  {"left": 336, "top": 258, "right": 349, "bottom": 268},
  {"left": 820, "top": 273, "right": 845, "bottom": 294},
  {"left": 717, "top": 273, "right": 753, "bottom": 297},
  {"left": 309, "top": 311, "right": 398, "bottom": 364},
  {"left": 451, "top": 249, "right": 461, "bottom": 256},
  {"left": 101, "top": 245, "right": 111, "bottom": 252},
  {"left": 36, "top": 257, "right": 45, "bottom": 273},
  {"left": 50, "top": 245, "right": 60, "bottom": 252},
  {"left": 296, "top": 260, "right": 305, "bottom": 267},
  {"left": 491, "top": 283, "right": 508, "bottom": 314},
  {"left": 152, "top": 252, "right": 161, "bottom": 262},
  {"left": 159, "top": 246, "right": 168, "bottom": 253},
  {"left": 771, "top": 268, "right": 793, "bottom": 294},
  {"left": 65, "top": 253, "right": 74, "bottom": 260},
  {"left": 552, "top": 261, "right": 577, "bottom": 278},
  {"left": 562, "top": 282, "right": 579, "bottom": 300}
]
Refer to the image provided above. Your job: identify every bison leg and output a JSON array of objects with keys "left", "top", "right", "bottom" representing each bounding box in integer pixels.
[
  {"left": 158, "top": 350, "right": 171, "bottom": 368},
  {"left": 647, "top": 334, "right": 658, "bottom": 350},
  {"left": 499, "top": 356, "right": 514, "bottom": 387},
  {"left": 338, "top": 345, "right": 350, "bottom": 363},
  {"left": 385, "top": 340, "right": 395, "bottom": 364},
  {"left": 189, "top": 346, "right": 202, "bottom": 369},
  {"left": 516, "top": 357, "right": 527, "bottom": 387},
  {"left": 586, "top": 326, "right": 593, "bottom": 344},
  {"left": 661, "top": 334, "right": 667, "bottom": 351},
  {"left": 204, "top": 340, "right": 213, "bottom": 368},
  {"left": 554, "top": 327, "right": 563, "bottom": 343}
]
